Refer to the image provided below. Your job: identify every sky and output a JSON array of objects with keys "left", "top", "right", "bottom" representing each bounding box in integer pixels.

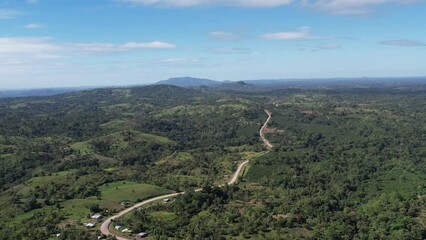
[{"left": 0, "top": 0, "right": 426, "bottom": 88}]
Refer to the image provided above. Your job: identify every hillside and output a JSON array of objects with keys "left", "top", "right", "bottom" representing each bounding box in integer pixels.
[{"left": 0, "top": 82, "right": 425, "bottom": 239}]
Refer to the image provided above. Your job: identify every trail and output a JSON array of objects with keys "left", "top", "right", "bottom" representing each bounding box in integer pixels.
[{"left": 100, "top": 110, "right": 273, "bottom": 239}]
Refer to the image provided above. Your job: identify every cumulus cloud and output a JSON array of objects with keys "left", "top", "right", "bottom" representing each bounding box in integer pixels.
[
  {"left": 379, "top": 39, "right": 426, "bottom": 46},
  {"left": 261, "top": 27, "right": 319, "bottom": 40},
  {"left": 0, "top": 9, "right": 21, "bottom": 19}
]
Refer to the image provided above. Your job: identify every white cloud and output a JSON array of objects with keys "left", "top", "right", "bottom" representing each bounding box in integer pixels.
[
  {"left": 301, "top": 0, "right": 419, "bottom": 15},
  {"left": 0, "top": 37, "right": 176, "bottom": 55},
  {"left": 25, "top": 23, "right": 46, "bottom": 29},
  {"left": 211, "top": 47, "right": 257, "bottom": 54},
  {"left": 117, "top": 0, "right": 420, "bottom": 15},
  {"left": 0, "top": 37, "right": 178, "bottom": 86},
  {"left": 379, "top": 39, "right": 426, "bottom": 46},
  {"left": 210, "top": 31, "right": 238, "bottom": 40},
  {"left": 72, "top": 43, "right": 119, "bottom": 52},
  {"left": 261, "top": 27, "right": 319, "bottom": 40},
  {"left": 141, "top": 57, "right": 218, "bottom": 68},
  {"left": 0, "top": 37, "right": 61, "bottom": 54},
  {"left": 0, "top": 9, "right": 21, "bottom": 19},
  {"left": 317, "top": 44, "right": 341, "bottom": 49},
  {"left": 73, "top": 41, "right": 176, "bottom": 52},
  {"left": 117, "top": 0, "right": 294, "bottom": 7},
  {"left": 121, "top": 41, "right": 176, "bottom": 49}
]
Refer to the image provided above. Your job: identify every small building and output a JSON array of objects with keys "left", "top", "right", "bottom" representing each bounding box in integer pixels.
[
  {"left": 136, "top": 232, "right": 148, "bottom": 239},
  {"left": 91, "top": 213, "right": 102, "bottom": 220},
  {"left": 122, "top": 228, "right": 132, "bottom": 233},
  {"left": 83, "top": 223, "right": 96, "bottom": 228},
  {"left": 163, "top": 198, "right": 170, "bottom": 203},
  {"left": 114, "top": 225, "right": 122, "bottom": 230}
]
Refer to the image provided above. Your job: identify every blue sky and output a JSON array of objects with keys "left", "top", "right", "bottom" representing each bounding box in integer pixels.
[{"left": 1, "top": 0, "right": 426, "bottom": 88}]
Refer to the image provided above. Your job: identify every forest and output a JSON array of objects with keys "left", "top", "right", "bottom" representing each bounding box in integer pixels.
[{"left": 0, "top": 82, "right": 425, "bottom": 239}]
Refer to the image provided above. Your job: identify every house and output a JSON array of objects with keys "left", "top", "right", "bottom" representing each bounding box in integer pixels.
[
  {"left": 114, "top": 225, "right": 122, "bottom": 230},
  {"left": 136, "top": 232, "right": 148, "bottom": 239},
  {"left": 121, "top": 201, "right": 131, "bottom": 207},
  {"left": 91, "top": 213, "right": 102, "bottom": 220},
  {"left": 163, "top": 198, "right": 170, "bottom": 203},
  {"left": 83, "top": 223, "right": 96, "bottom": 228},
  {"left": 121, "top": 228, "right": 132, "bottom": 233}
]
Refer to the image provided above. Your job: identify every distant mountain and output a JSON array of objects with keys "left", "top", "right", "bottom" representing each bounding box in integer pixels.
[
  {"left": 155, "top": 77, "right": 221, "bottom": 87},
  {"left": 215, "top": 81, "right": 261, "bottom": 91}
]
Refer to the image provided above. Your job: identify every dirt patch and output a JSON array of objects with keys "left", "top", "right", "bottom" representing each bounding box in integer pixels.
[
  {"left": 57, "top": 220, "right": 78, "bottom": 228},
  {"left": 273, "top": 214, "right": 290, "bottom": 220}
]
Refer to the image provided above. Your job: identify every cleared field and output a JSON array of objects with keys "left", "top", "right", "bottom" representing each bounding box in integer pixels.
[
  {"left": 13, "top": 180, "right": 173, "bottom": 224},
  {"left": 99, "top": 181, "right": 172, "bottom": 203},
  {"left": 58, "top": 181, "right": 172, "bottom": 221}
]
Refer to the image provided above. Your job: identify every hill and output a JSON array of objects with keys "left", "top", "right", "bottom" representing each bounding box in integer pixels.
[
  {"left": 154, "top": 77, "right": 221, "bottom": 87},
  {"left": 0, "top": 82, "right": 425, "bottom": 239}
]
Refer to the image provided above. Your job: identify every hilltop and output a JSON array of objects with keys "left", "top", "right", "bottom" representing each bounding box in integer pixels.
[{"left": 155, "top": 77, "right": 221, "bottom": 87}]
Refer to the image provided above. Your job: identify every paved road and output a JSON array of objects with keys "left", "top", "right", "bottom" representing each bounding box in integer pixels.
[{"left": 100, "top": 110, "right": 272, "bottom": 239}]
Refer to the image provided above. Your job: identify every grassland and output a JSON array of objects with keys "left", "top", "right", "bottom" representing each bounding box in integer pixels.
[{"left": 12, "top": 180, "right": 173, "bottom": 225}]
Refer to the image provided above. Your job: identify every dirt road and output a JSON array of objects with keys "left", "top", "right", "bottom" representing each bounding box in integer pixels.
[
  {"left": 260, "top": 110, "right": 273, "bottom": 149},
  {"left": 100, "top": 110, "right": 272, "bottom": 239}
]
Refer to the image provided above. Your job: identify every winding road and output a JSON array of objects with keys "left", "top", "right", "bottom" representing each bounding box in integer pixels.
[
  {"left": 100, "top": 110, "right": 273, "bottom": 239},
  {"left": 260, "top": 110, "right": 273, "bottom": 149}
]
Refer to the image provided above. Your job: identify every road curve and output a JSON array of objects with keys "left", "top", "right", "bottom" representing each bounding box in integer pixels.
[
  {"left": 260, "top": 110, "right": 273, "bottom": 149},
  {"left": 100, "top": 110, "right": 272, "bottom": 239}
]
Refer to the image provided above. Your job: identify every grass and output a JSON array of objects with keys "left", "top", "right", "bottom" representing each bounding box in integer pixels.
[
  {"left": 12, "top": 180, "right": 173, "bottom": 224},
  {"left": 16, "top": 170, "right": 77, "bottom": 196},
  {"left": 157, "top": 105, "right": 215, "bottom": 117},
  {"left": 70, "top": 130, "right": 173, "bottom": 157},
  {"left": 150, "top": 211, "right": 177, "bottom": 222},
  {"left": 99, "top": 130, "right": 173, "bottom": 146},
  {"left": 219, "top": 104, "right": 248, "bottom": 110},
  {"left": 156, "top": 151, "right": 194, "bottom": 165},
  {"left": 99, "top": 181, "right": 172, "bottom": 203},
  {"left": 70, "top": 141, "right": 94, "bottom": 155},
  {"left": 100, "top": 119, "right": 132, "bottom": 131},
  {"left": 78, "top": 181, "right": 170, "bottom": 221}
]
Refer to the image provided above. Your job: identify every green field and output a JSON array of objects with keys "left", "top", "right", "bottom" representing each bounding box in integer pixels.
[{"left": 13, "top": 180, "right": 173, "bottom": 224}]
